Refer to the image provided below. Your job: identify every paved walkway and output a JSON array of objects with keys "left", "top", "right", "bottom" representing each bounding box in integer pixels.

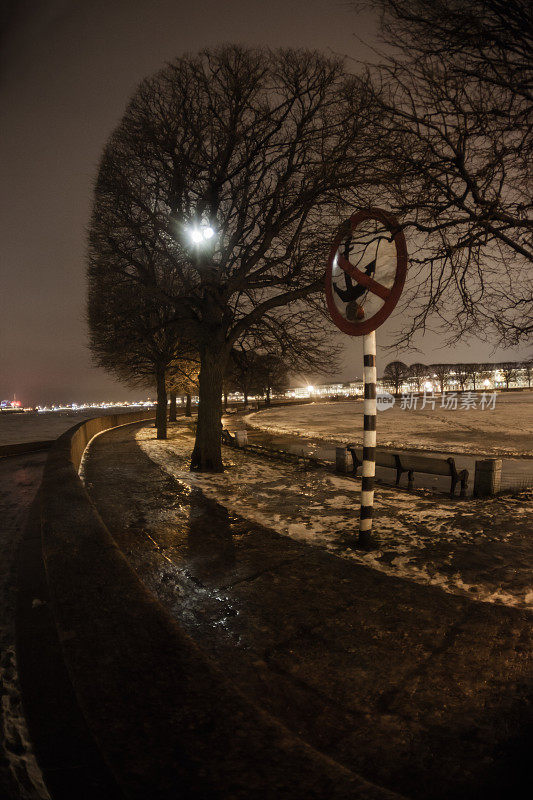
[
  {"left": 0, "top": 451, "right": 49, "bottom": 800},
  {"left": 83, "top": 422, "right": 532, "bottom": 800}
]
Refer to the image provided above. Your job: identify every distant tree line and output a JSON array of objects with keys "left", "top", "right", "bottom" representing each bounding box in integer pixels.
[{"left": 382, "top": 359, "right": 533, "bottom": 395}]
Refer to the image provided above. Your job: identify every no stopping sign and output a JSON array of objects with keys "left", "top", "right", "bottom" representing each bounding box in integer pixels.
[{"left": 325, "top": 208, "right": 407, "bottom": 336}]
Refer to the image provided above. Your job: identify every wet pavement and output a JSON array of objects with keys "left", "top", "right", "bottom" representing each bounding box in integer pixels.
[
  {"left": 83, "top": 422, "right": 532, "bottom": 800},
  {"left": 0, "top": 452, "right": 50, "bottom": 800}
]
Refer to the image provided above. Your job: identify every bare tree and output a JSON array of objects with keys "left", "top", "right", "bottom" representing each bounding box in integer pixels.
[
  {"left": 523, "top": 359, "right": 533, "bottom": 389},
  {"left": 227, "top": 347, "right": 258, "bottom": 410},
  {"left": 408, "top": 362, "right": 427, "bottom": 392},
  {"left": 227, "top": 348, "right": 290, "bottom": 407},
  {"left": 430, "top": 364, "right": 451, "bottom": 394},
  {"left": 233, "top": 298, "right": 343, "bottom": 402},
  {"left": 452, "top": 364, "right": 470, "bottom": 392},
  {"left": 168, "top": 363, "right": 199, "bottom": 421},
  {"left": 383, "top": 361, "right": 408, "bottom": 395},
  {"left": 498, "top": 362, "right": 518, "bottom": 389},
  {"left": 359, "top": 0, "right": 531, "bottom": 102},
  {"left": 168, "top": 392, "right": 177, "bottom": 422},
  {"left": 463, "top": 363, "right": 480, "bottom": 391},
  {"left": 352, "top": 0, "right": 532, "bottom": 346},
  {"left": 225, "top": 297, "right": 342, "bottom": 411},
  {"left": 477, "top": 363, "right": 494, "bottom": 389},
  {"left": 171, "top": 373, "right": 198, "bottom": 418},
  {"left": 89, "top": 46, "right": 371, "bottom": 471},
  {"left": 87, "top": 268, "right": 196, "bottom": 439},
  {"left": 221, "top": 373, "right": 232, "bottom": 413},
  {"left": 254, "top": 354, "right": 290, "bottom": 406}
]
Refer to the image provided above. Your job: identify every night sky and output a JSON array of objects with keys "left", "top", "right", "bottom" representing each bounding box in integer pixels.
[{"left": 1, "top": 0, "right": 528, "bottom": 406}]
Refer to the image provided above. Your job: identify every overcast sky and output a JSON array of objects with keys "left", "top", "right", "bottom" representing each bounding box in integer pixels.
[{"left": 0, "top": 0, "right": 528, "bottom": 405}]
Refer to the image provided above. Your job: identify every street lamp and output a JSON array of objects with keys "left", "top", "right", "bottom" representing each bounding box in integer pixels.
[{"left": 188, "top": 224, "right": 215, "bottom": 245}]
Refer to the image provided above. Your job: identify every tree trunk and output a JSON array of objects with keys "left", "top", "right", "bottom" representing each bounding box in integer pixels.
[
  {"left": 266, "top": 386, "right": 271, "bottom": 406},
  {"left": 243, "top": 390, "right": 248, "bottom": 408},
  {"left": 185, "top": 393, "right": 192, "bottom": 417},
  {"left": 223, "top": 391, "right": 228, "bottom": 412},
  {"left": 169, "top": 391, "right": 177, "bottom": 422},
  {"left": 155, "top": 368, "right": 167, "bottom": 440},
  {"left": 190, "top": 344, "right": 225, "bottom": 472}
]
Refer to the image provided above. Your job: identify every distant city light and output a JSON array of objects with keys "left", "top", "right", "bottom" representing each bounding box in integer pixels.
[{"left": 32, "top": 400, "right": 157, "bottom": 413}]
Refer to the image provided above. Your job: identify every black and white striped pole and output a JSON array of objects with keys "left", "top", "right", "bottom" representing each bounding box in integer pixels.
[
  {"left": 325, "top": 208, "right": 407, "bottom": 549},
  {"left": 359, "top": 331, "right": 377, "bottom": 547}
]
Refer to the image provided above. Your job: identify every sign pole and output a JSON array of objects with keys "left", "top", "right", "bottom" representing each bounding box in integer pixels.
[
  {"left": 324, "top": 208, "right": 407, "bottom": 550},
  {"left": 359, "top": 331, "right": 377, "bottom": 548}
]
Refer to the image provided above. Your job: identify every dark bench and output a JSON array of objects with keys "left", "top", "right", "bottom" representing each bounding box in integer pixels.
[
  {"left": 347, "top": 446, "right": 468, "bottom": 498},
  {"left": 221, "top": 428, "right": 235, "bottom": 445}
]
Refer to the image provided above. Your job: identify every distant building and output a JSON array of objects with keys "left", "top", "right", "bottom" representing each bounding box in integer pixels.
[{"left": 285, "top": 360, "right": 530, "bottom": 399}]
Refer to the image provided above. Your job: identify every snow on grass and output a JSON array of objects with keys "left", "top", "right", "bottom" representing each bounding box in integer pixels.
[
  {"left": 135, "top": 424, "right": 532, "bottom": 611},
  {"left": 245, "top": 393, "right": 533, "bottom": 458}
]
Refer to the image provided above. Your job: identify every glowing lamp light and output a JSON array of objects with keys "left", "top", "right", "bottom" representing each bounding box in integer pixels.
[
  {"left": 424, "top": 381, "right": 433, "bottom": 391},
  {"left": 483, "top": 379, "right": 490, "bottom": 388},
  {"left": 188, "top": 224, "right": 216, "bottom": 245},
  {"left": 307, "top": 385, "right": 314, "bottom": 394}
]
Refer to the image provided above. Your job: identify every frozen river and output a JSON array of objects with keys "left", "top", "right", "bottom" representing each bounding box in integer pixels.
[{"left": 0, "top": 408, "right": 153, "bottom": 447}]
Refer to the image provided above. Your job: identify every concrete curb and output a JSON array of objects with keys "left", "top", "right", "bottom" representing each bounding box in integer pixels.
[{"left": 34, "top": 412, "right": 407, "bottom": 799}]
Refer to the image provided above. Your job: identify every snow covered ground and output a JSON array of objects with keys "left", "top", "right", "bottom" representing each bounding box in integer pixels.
[
  {"left": 245, "top": 392, "right": 533, "bottom": 458},
  {"left": 136, "top": 424, "right": 532, "bottom": 611}
]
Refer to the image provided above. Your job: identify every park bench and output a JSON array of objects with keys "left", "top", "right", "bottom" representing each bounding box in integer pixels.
[
  {"left": 221, "top": 428, "right": 236, "bottom": 446},
  {"left": 347, "top": 446, "right": 468, "bottom": 498}
]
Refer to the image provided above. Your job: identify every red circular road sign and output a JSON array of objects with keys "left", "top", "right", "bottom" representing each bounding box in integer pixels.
[{"left": 325, "top": 208, "right": 407, "bottom": 336}]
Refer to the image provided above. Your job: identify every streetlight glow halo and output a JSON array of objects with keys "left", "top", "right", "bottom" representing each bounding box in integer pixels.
[
  {"left": 187, "top": 223, "right": 216, "bottom": 245},
  {"left": 190, "top": 228, "right": 203, "bottom": 244}
]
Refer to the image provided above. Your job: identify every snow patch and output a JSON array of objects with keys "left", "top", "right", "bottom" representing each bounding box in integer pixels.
[{"left": 134, "top": 425, "right": 533, "bottom": 611}]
